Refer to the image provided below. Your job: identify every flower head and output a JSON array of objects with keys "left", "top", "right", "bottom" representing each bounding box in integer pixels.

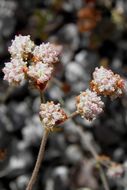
[
  {"left": 76, "top": 89, "right": 104, "bottom": 121},
  {"left": 90, "top": 66, "right": 125, "bottom": 99},
  {"left": 27, "top": 62, "right": 53, "bottom": 89},
  {"left": 39, "top": 102, "right": 67, "bottom": 129},
  {"left": 33, "top": 43, "right": 61, "bottom": 64},
  {"left": 3, "top": 59, "right": 27, "bottom": 85},
  {"left": 3, "top": 35, "right": 63, "bottom": 91},
  {"left": 8, "top": 35, "right": 34, "bottom": 60}
]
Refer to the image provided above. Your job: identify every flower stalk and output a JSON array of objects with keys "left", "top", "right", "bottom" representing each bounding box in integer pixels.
[{"left": 26, "top": 129, "right": 49, "bottom": 190}]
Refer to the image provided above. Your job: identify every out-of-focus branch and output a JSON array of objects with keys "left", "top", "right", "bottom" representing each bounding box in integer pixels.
[{"left": 75, "top": 126, "right": 110, "bottom": 190}]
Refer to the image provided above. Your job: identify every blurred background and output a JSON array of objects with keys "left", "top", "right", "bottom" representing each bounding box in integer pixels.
[{"left": 1, "top": 0, "right": 127, "bottom": 189}]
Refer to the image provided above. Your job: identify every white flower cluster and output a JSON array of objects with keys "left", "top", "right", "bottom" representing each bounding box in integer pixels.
[
  {"left": 8, "top": 35, "right": 34, "bottom": 59},
  {"left": 75, "top": 66, "right": 125, "bottom": 120},
  {"left": 91, "top": 66, "right": 125, "bottom": 99},
  {"left": 3, "top": 35, "right": 62, "bottom": 88},
  {"left": 76, "top": 89, "right": 104, "bottom": 121},
  {"left": 27, "top": 62, "right": 53, "bottom": 84},
  {"left": 3, "top": 59, "right": 27, "bottom": 85},
  {"left": 3, "top": 36, "right": 125, "bottom": 124},
  {"left": 39, "top": 102, "right": 67, "bottom": 129},
  {"left": 33, "top": 43, "right": 61, "bottom": 64}
]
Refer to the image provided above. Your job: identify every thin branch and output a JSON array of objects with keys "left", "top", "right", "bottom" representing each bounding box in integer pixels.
[
  {"left": 40, "top": 91, "right": 45, "bottom": 103},
  {"left": 98, "top": 164, "right": 110, "bottom": 190},
  {"left": 76, "top": 126, "right": 110, "bottom": 190},
  {"left": 76, "top": 126, "right": 98, "bottom": 158},
  {"left": 67, "top": 111, "right": 78, "bottom": 119},
  {"left": 26, "top": 129, "right": 49, "bottom": 190}
]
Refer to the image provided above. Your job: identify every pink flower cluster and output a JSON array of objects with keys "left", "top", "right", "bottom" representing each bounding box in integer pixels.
[
  {"left": 3, "top": 35, "right": 62, "bottom": 88},
  {"left": 3, "top": 59, "right": 27, "bottom": 85},
  {"left": 27, "top": 62, "right": 53, "bottom": 87},
  {"left": 33, "top": 43, "right": 62, "bottom": 64},
  {"left": 76, "top": 89, "right": 104, "bottom": 121},
  {"left": 90, "top": 66, "right": 125, "bottom": 99},
  {"left": 8, "top": 35, "right": 34, "bottom": 59},
  {"left": 3, "top": 35, "right": 125, "bottom": 122},
  {"left": 75, "top": 66, "right": 125, "bottom": 120},
  {"left": 39, "top": 101, "right": 67, "bottom": 129}
]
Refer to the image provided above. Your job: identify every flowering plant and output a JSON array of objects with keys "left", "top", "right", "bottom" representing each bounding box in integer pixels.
[{"left": 2, "top": 35, "right": 126, "bottom": 190}]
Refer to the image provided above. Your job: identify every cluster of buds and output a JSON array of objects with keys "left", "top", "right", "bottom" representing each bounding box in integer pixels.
[
  {"left": 39, "top": 101, "right": 67, "bottom": 130},
  {"left": 3, "top": 59, "right": 27, "bottom": 86},
  {"left": 2, "top": 35, "right": 125, "bottom": 126},
  {"left": 75, "top": 66, "right": 125, "bottom": 121},
  {"left": 33, "top": 43, "right": 62, "bottom": 64},
  {"left": 90, "top": 66, "right": 125, "bottom": 99},
  {"left": 3, "top": 35, "right": 62, "bottom": 90},
  {"left": 8, "top": 35, "right": 34, "bottom": 60},
  {"left": 76, "top": 89, "right": 104, "bottom": 121}
]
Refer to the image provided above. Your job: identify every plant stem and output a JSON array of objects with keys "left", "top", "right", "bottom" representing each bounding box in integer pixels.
[
  {"left": 26, "top": 129, "right": 49, "bottom": 190},
  {"left": 68, "top": 111, "right": 78, "bottom": 119},
  {"left": 40, "top": 91, "right": 45, "bottom": 103},
  {"left": 76, "top": 126, "right": 110, "bottom": 190},
  {"left": 98, "top": 165, "right": 110, "bottom": 190}
]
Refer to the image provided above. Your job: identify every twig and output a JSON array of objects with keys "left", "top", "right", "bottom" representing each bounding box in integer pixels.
[
  {"left": 26, "top": 90, "right": 47, "bottom": 190},
  {"left": 76, "top": 126, "right": 110, "bottom": 190},
  {"left": 40, "top": 91, "right": 45, "bottom": 103},
  {"left": 67, "top": 111, "right": 78, "bottom": 119},
  {"left": 76, "top": 126, "right": 97, "bottom": 158},
  {"left": 98, "top": 164, "right": 110, "bottom": 190},
  {"left": 26, "top": 129, "right": 49, "bottom": 190}
]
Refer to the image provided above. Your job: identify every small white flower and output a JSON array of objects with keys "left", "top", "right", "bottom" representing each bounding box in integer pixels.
[{"left": 76, "top": 89, "right": 104, "bottom": 120}]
